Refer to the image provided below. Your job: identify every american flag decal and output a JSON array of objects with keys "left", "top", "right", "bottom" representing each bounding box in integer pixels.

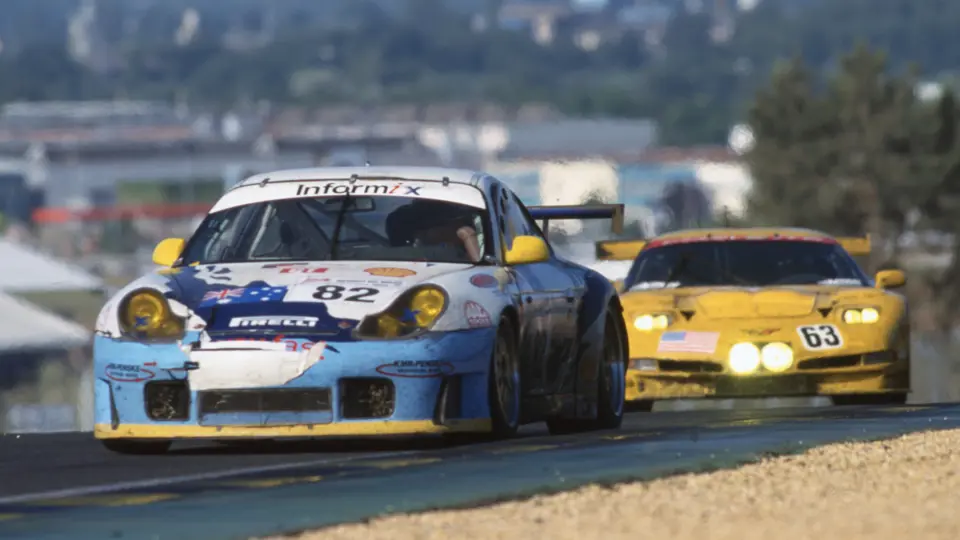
[{"left": 657, "top": 331, "right": 720, "bottom": 354}]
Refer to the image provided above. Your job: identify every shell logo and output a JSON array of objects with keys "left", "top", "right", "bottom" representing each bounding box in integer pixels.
[{"left": 364, "top": 267, "right": 416, "bottom": 278}]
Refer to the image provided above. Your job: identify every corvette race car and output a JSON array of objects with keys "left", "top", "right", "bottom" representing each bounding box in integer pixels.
[
  {"left": 594, "top": 228, "right": 910, "bottom": 408},
  {"left": 93, "top": 166, "right": 629, "bottom": 454}
]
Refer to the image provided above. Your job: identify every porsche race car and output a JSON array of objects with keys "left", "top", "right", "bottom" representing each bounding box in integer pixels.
[
  {"left": 594, "top": 228, "right": 910, "bottom": 408},
  {"left": 93, "top": 166, "right": 629, "bottom": 454}
]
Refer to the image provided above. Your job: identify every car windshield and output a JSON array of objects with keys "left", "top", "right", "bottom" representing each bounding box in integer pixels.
[
  {"left": 179, "top": 195, "right": 490, "bottom": 265},
  {"left": 623, "top": 240, "right": 868, "bottom": 291}
]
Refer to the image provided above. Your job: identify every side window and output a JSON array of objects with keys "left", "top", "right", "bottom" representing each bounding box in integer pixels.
[{"left": 501, "top": 190, "right": 542, "bottom": 251}]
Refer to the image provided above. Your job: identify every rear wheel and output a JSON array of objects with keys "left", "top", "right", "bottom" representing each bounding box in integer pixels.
[
  {"left": 831, "top": 392, "right": 908, "bottom": 406},
  {"left": 547, "top": 308, "right": 627, "bottom": 434},
  {"left": 101, "top": 439, "right": 172, "bottom": 455}
]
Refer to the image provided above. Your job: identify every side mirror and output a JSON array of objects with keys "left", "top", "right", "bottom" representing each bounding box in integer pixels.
[
  {"left": 875, "top": 269, "right": 906, "bottom": 289},
  {"left": 153, "top": 238, "right": 185, "bottom": 267},
  {"left": 504, "top": 235, "right": 550, "bottom": 266}
]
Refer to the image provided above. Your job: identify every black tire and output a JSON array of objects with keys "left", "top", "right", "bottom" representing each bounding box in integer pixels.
[
  {"left": 101, "top": 439, "right": 172, "bottom": 455},
  {"left": 830, "top": 392, "right": 908, "bottom": 406},
  {"left": 547, "top": 308, "right": 627, "bottom": 434},
  {"left": 488, "top": 317, "right": 522, "bottom": 438}
]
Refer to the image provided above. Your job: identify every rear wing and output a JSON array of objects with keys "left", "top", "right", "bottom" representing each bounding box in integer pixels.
[
  {"left": 595, "top": 239, "right": 647, "bottom": 261},
  {"left": 837, "top": 235, "right": 871, "bottom": 256},
  {"left": 527, "top": 204, "right": 625, "bottom": 239},
  {"left": 594, "top": 235, "right": 872, "bottom": 260}
]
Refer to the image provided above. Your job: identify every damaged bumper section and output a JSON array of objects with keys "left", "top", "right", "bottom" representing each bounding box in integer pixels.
[
  {"left": 625, "top": 349, "right": 909, "bottom": 401},
  {"left": 93, "top": 328, "right": 496, "bottom": 440}
]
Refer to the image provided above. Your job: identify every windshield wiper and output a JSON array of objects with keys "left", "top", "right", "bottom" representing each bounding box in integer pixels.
[{"left": 327, "top": 195, "right": 352, "bottom": 260}]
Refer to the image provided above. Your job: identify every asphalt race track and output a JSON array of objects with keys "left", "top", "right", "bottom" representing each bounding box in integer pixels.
[{"left": 2, "top": 403, "right": 960, "bottom": 540}]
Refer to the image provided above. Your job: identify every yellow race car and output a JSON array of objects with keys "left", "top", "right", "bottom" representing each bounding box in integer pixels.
[{"left": 595, "top": 228, "right": 910, "bottom": 409}]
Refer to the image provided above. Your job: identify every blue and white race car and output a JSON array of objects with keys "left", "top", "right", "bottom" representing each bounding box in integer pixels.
[{"left": 93, "top": 166, "right": 628, "bottom": 454}]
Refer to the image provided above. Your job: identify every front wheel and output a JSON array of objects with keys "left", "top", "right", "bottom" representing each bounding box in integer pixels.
[
  {"left": 489, "top": 318, "right": 522, "bottom": 438},
  {"left": 101, "top": 439, "right": 172, "bottom": 455}
]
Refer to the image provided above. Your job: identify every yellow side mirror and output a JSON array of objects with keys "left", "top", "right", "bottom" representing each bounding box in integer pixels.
[
  {"left": 875, "top": 269, "right": 906, "bottom": 289},
  {"left": 504, "top": 235, "right": 550, "bottom": 266},
  {"left": 153, "top": 238, "right": 186, "bottom": 267}
]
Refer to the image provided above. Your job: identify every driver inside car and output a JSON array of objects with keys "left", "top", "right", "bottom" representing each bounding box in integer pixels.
[{"left": 387, "top": 201, "right": 483, "bottom": 263}]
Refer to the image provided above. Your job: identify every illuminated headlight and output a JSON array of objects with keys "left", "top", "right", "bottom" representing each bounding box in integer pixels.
[
  {"left": 633, "top": 313, "right": 671, "bottom": 331},
  {"left": 760, "top": 342, "right": 794, "bottom": 372},
  {"left": 843, "top": 308, "right": 880, "bottom": 324},
  {"left": 728, "top": 342, "right": 761, "bottom": 374}
]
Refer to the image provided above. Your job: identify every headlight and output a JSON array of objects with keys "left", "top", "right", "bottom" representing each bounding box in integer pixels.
[
  {"left": 633, "top": 313, "right": 672, "bottom": 331},
  {"left": 360, "top": 285, "right": 448, "bottom": 339},
  {"left": 760, "top": 342, "right": 793, "bottom": 372},
  {"left": 118, "top": 289, "right": 185, "bottom": 340},
  {"left": 728, "top": 342, "right": 761, "bottom": 374},
  {"left": 843, "top": 308, "right": 880, "bottom": 324}
]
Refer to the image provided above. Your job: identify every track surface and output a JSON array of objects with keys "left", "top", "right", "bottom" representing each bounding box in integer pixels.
[{"left": 2, "top": 403, "right": 960, "bottom": 540}]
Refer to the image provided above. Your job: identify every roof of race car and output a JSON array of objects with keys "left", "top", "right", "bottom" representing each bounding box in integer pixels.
[
  {"left": 233, "top": 166, "right": 485, "bottom": 190},
  {"left": 651, "top": 227, "right": 836, "bottom": 242}
]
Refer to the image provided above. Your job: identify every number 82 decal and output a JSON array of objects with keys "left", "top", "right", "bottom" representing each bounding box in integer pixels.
[{"left": 796, "top": 324, "right": 843, "bottom": 350}]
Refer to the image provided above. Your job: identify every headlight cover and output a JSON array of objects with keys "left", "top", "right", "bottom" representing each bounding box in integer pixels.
[
  {"left": 842, "top": 307, "right": 880, "bottom": 324},
  {"left": 355, "top": 285, "right": 448, "bottom": 339},
  {"left": 760, "top": 342, "right": 794, "bottom": 372},
  {"left": 117, "top": 288, "right": 185, "bottom": 341},
  {"left": 632, "top": 313, "right": 672, "bottom": 331}
]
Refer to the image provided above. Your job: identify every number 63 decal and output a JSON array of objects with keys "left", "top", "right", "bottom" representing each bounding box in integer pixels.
[{"left": 796, "top": 324, "right": 843, "bottom": 350}]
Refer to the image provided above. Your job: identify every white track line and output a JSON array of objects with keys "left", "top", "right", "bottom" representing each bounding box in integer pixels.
[{"left": 0, "top": 449, "right": 420, "bottom": 505}]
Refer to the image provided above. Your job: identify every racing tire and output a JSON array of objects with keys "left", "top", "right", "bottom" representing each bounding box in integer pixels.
[
  {"left": 101, "top": 439, "right": 172, "bottom": 455},
  {"left": 488, "top": 317, "right": 522, "bottom": 439},
  {"left": 546, "top": 308, "right": 627, "bottom": 435},
  {"left": 830, "top": 392, "right": 908, "bottom": 406}
]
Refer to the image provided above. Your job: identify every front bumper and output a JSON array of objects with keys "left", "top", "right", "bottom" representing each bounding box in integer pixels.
[
  {"left": 93, "top": 328, "right": 496, "bottom": 440},
  {"left": 625, "top": 350, "right": 910, "bottom": 401}
]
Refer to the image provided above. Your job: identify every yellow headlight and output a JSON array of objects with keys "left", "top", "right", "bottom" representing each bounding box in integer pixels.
[
  {"left": 376, "top": 314, "right": 403, "bottom": 338},
  {"left": 119, "top": 290, "right": 184, "bottom": 339},
  {"left": 728, "top": 342, "right": 761, "bottom": 374},
  {"left": 633, "top": 313, "right": 670, "bottom": 331},
  {"left": 843, "top": 308, "right": 880, "bottom": 324},
  {"left": 861, "top": 308, "right": 879, "bottom": 323},
  {"left": 409, "top": 287, "right": 446, "bottom": 327},
  {"left": 760, "top": 342, "right": 793, "bottom": 372}
]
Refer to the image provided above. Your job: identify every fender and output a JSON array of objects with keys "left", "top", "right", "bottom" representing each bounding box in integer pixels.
[{"left": 570, "top": 268, "right": 617, "bottom": 414}]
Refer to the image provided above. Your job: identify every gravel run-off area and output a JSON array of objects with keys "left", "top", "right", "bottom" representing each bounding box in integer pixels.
[{"left": 271, "top": 428, "right": 960, "bottom": 540}]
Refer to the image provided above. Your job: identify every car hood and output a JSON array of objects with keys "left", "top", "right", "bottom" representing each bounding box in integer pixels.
[
  {"left": 620, "top": 284, "right": 891, "bottom": 319},
  {"left": 165, "top": 260, "right": 472, "bottom": 336}
]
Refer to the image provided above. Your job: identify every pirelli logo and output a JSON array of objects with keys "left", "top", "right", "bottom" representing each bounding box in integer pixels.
[{"left": 228, "top": 316, "right": 319, "bottom": 328}]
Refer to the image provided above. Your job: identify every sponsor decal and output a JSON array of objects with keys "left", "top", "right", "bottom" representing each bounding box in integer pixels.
[
  {"left": 375, "top": 360, "right": 455, "bottom": 378},
  {"left": 105, "top": 363, "right": 156, "bottom": 383},
  {"left": 657, "top": 331, "right": 720, "bottom": 354},
  {"left": 214, "top": 335, "right": 324, "bottom": 354},
  {"left": 743, "top": 327, "right": 780, "bottom": 336},
  {"left": 200, "top": 286, "right": 288, "bottom": 306},
  {"left": 464, "top": 301, "right": 492, "bottom": 328},
  {"left": 263, "top": 263, "right": 328, "bottom": 274},
  {"left": 337, "top": 320, "right": 354, "bottom": 329},
  {"left": 469, "top": 273, "right": 498, "bottom": 288},
  {"left": 365, "top": 267, "right": 416, "bottom": 278},
  {"left": 228, "top": 316, "right": 319, "bottom": 328},
  {"left": 295, "top": 183, "right": 422, "bottom": 197}
]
